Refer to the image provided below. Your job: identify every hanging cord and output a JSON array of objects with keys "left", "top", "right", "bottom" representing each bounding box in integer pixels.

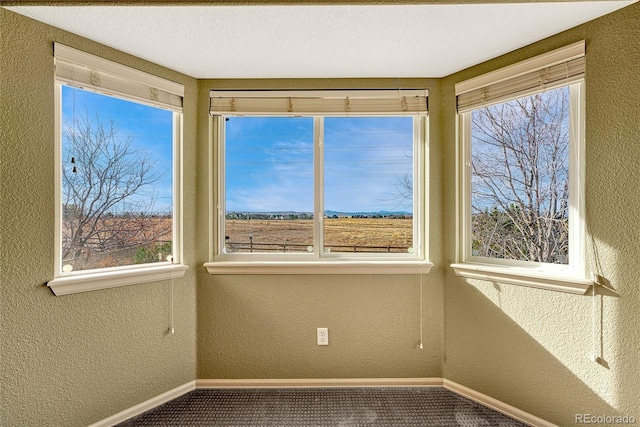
[
  {"left": 419, "top": 270, "right": 424, "bottom": 349},
  {"left": 591, "top": 277, "right": 598, "bottom": 362},
  {"left": 417, "top": 264, "right": 424, "bottom": 349},
  {"left": 170, "top": 276, "right": 175, "bottom": 334},
  {"left": 587, "top": 242, "right": 606, "bottom": 364},
  {"left": 168, "top": 255, "right": 175, "bottom": 335},
  {"left": 566, "top": 79, "right": 601, "bottom": 363}
]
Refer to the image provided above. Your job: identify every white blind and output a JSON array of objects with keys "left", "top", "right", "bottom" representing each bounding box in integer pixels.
[
  {"left": 456, "top": 41, "right": 585, "bottom": 113},
  {"left": 54, "top": 43, "right": 184, "bottom": 112},
  {"left": 209, "top": 90, "right": 428, "bottom": 116}
]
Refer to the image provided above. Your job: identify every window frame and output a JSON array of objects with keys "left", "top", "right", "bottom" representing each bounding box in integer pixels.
[
  {"left": 206, "top": 97, "right": 432, "bottom": 275},
  {"left": 452, "top": 43, "right": 592, "bottom": 294},
  {"left": 48, "top": 45, "right": 187, "bottom": 296}
]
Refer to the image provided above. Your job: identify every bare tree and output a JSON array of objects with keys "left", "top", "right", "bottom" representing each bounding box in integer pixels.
[
  {"left": 62, "top": 114, "right": 171, "bottom": 270},
  {"left": 471, "top": 88, "right": 570, "bottom": 264},
  {"left": 388, "top": 172, "right": 413, "bottom": 209}
]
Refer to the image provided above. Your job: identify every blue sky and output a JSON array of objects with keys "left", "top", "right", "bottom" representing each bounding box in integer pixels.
[
  {"left": 60, "top": 87, "right": 415, "bottom": 215},
  {"left": 61, "top": 86, "right": 174, "bottom": 212},
  {"left": 225, "top": 116, "right": 414, "bottom": 213},
  {"left": 470, "top": 87, "right": 569, "bottom": 214}
]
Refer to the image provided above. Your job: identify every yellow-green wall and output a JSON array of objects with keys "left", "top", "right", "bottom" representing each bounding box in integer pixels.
[
  {"left": 196, "top": 78, "right": 445, "bottom": 380},
  {"left": 0, "top": 9, "right": 198, "bottom": 426},
  {"left": 2, "top": 2, "right": 640, "bottom": 427},
  {"left": 441, "top": 3, "right": 640, "bottom": 425}
]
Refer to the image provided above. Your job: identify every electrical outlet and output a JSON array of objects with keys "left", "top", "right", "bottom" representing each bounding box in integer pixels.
[{"left": 317, "top": 327, "right": 329, "bottom": 346}]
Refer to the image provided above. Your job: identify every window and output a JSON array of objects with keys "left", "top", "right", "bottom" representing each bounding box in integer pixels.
[
  {"left": 49, "top": 44, "right": 187, "bottom": 295},
  {"left": 224, "top": 116, "right": 315, "bottom": 254},
  {"left": 207, "top": 90, "right": 430, "bottom": 274},
  {"left": 452, "top": 41, "right": 592, "bottom": 293}
]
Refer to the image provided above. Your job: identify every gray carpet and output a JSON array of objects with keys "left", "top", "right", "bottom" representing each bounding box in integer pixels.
[{"left": 116, "top": 387, "right": 529, "bottom": 426}]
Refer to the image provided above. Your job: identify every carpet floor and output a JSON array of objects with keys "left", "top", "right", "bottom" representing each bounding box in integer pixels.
[{"left": 116, "top": 387, "right": 529, "bottom": 426}]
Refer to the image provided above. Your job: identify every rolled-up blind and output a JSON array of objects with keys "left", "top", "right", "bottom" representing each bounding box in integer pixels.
[
  {"left": 456, "top": 40, "right": 585, "bottom": 113},
  {"left": 54, "top": 43, "right": 184, "bottom": 112},
  {"left": 209, "top": 89, "right": 428, "bottom": 116}
]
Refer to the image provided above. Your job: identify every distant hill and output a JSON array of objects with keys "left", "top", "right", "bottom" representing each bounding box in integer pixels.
[
  {"left": 324, "top": 210, "right": 411, "bottom": 217},
  {"left": 227, "top": 210, "right": 411, "bottom": 218}
]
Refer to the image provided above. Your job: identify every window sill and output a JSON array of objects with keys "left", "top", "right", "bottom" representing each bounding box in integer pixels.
[
  {"left": 204, "top": 261, "right": 433, "bottom": 275},
  {"left": 47, "top": 264, "right": 189, "bottom": 296},
  {"left": 450, "top": 262, "right": 593, "bottom": 294}
]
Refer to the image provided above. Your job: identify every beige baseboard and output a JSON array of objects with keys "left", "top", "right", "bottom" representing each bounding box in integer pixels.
[
  {"left": 443, "top": 379, "right": 557, "bottom": 427},
  {"left": 88, "top": 380, "right": 196, "bottom": 427},
  {"left": 196, "top": 377, "right": 443, "bottom": 388},
  {"left": 91, "top": 378, "right": 556, "bottom": 427}
]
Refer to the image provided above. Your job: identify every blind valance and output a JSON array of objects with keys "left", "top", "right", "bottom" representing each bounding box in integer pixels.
[
  {"left": 54, "top": 43, "right": 184, "bottom": 112},
  {"left": 209, "top": 89, "right": 428, "bottom": 116},
  {"left": 456, "top": 41, "right": 585, "bottom": 113}
]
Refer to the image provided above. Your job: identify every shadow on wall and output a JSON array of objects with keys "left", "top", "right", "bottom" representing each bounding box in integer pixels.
[{"left": 444, "top": 276, "right": 622, "bottom": 426}]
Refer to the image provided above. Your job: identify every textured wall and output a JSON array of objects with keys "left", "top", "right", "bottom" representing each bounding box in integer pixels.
[
  {"left": 0, "top": 9, "right": 198, "bottom": 426},
  {"left": 198, "top": 274, "right": 443, "bottom": 379},
  {"left": 4, "top": 2, "right": 639, "bottom": 427},
  {"left": 441, "top": 3, "right": 640, "bottom": 426},
  {"left": 196, "top": 77, "right": 445, "bottom": 380}
]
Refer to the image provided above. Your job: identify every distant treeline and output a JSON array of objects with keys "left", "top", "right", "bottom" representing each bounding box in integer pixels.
[{"left": 226, "top": 212, "right": 412, "bottom": 220}]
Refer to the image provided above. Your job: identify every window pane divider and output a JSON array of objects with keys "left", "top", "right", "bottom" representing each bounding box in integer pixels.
[{"left": 314, "top": 117, "right": 324, "bottom": 257}]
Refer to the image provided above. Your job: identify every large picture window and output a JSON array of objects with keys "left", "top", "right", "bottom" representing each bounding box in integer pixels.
[
  {"left": 453, "top": 41, "right": 591, "bottom": 293},
  {"left": 208, "top": 90, "right": 428, "bottom": 271},
  {"left": 49, "top": 43, "right": 186, "bottom": 295}
]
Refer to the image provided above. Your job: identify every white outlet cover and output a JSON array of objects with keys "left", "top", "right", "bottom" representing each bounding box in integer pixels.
[{"left": 317, "top": 328, "right": 329, "bottom": 346}]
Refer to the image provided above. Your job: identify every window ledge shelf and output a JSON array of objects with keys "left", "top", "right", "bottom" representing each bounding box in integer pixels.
[
  {"left": 204, "top": 261, "right": 433, "bottom": 275},
  {"left": 47, "top": 264, "right": 189, "bottom": 296},
  {"left": 450, "top": 263, "right": 593, "bottom": 294}
]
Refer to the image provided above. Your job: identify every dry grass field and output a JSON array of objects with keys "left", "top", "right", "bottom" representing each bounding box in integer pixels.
[
  {"left": 65, "top": 216, "right": 414, "bottom": 269},
  {"left": 225, "top": 218, "right": 413, "bottom": 253}
]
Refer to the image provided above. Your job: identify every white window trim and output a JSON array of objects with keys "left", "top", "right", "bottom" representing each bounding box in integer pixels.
[
  {"left": 206, "top": 92, "right": 430, "bottom": 274},
  {"left": 449, "top": 262, "right": 592, "bottom": 294},
  {"left": 47, "top": 264, "right": 189, "bottom": 296},
  {"left": 453, "top": 44, "right": 593, "bottom": 294},
  {"left": 204, "top": 261, "right": 433, "bottom": 275},
  {"left": 50, "top": 47, "right": 187, "bottom": 296}
]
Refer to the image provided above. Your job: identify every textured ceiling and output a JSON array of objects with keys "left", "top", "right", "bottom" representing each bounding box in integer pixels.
[{"left": 5, "top": 2, "right": 636, "bottom": 79}]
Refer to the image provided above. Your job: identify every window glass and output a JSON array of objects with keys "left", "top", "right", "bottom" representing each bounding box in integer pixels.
[
  {"left": 470, "top": 86, "right": 570, "bottom": 264},
  {"left": 61, "top": 86, "right": 174, "bottom": 272},
  {"left": 224, "top": 117, "right": 314, "bottom": 253},
  {"left": 323, "top": 117, "right": 414, "bottom": 253},
  {"left": 220, "top": 114, "right": 420, "bottom": 259}
]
